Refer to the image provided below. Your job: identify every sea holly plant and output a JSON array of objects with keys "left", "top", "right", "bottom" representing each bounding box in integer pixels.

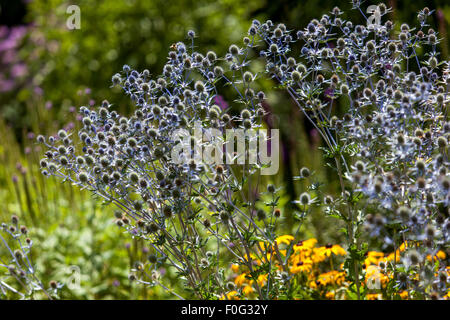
[
  {"left": 0, "top": 216, "right": 60, "bottom": 299},
  {"left": 250, "top": 1, "right": 449, "bottom": 299},
  {"left": 36, "top": 32, "right": 292, "bottom": 299},
  {"left": 35, "top": 2, "right": 449, "bottom": 300}
]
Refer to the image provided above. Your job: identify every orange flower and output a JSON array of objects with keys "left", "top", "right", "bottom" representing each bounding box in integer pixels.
[
  {"left": 294, "top": 238, "right": 317, "bottom": 249},
  {"left": 311, "top": 247, "right": 327, "bottom": 263},
  {"left": 364, "top": 251, "right": 384, "bottom": 267},
  {"left": 325, "top": 291, "right": 335, "bottom": 300},
  {"left": 317, "top": 271, "right": 346, "bottom": 286},
  {"left": 234, "top": 273, "right": 248, "bottom": 287},
  {"left": 293, "top": 239, "right": 317, "bottom": 256},
  {"left": 275, "top": 235, "right": 294, "bottom": 246},
  {"left": 426, "top": 250, "right": 447, "bottom": 262},
  {"left": 367, "top": 293, "right": 382, "bottom": 300},
  {"left": 257, "top": 274, "right": 268, "bottom": 287},
  {"left": 309, "top": 280, "right": 318, "bottom": 289},
  {"left": 399, "top": 241, "right": 409, "bottom": 251},
  {"left": 242, "top": 285, "right": 254, "bottom": 295},
  {"left": 290, "top": 257, "right": 313, "bottom": 274},
  {"left": 320, "top": 244, "right": 347, "bottom": 257},
  {"left": 220, "top": 291, "right": 239, "bottom": 300}
]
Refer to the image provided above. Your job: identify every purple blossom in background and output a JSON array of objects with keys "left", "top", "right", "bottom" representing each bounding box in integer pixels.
[
  {"left": 0, "top": 78, "right": 15, "bottom": 92},
  {"left": 33, "top": 86, "right": 43, "bottom": 96},
  {"left": 65, "top": 122, "right": 75, "bottom": 131},
  {"left": 214, "top": 94, "right": 229, "bottom": 110},
  {"left": 324, "top": 87, "right": 334, "bottom": 102},
  {"left": 11, "top": 63, "right": 27, "bottom": 77},
  {"left": 0, "top": 25, "right": 29, "bottom": 93}
]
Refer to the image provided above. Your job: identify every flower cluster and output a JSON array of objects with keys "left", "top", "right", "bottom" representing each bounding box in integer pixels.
[
  {"left": 362, "top": 241, "right": 448, "bottom": 300},
  {"left": 226, "top": 236, "right": 448, "bottom": 300},
  {"left": 36, "top": 30, "right": 284, "bottom": 299},
  {"left": 226, "top": 235, "right": 347, "bottom": 299}
]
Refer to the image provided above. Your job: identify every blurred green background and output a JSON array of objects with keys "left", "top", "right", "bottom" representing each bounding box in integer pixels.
[{"left": 0, "top": 0, "right": 448, "bottom": 299}]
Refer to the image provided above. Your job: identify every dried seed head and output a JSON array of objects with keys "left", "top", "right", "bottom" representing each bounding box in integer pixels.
[
  {"left": 437, "top": 136, "right": 447, "bottom": 148},
  {"left": 292, "top": 71, "right": 302, "bottom": 82},
  {"left": 300, "top": 167, "right": 310, "bottom": 177},
  {"left": 163, "top": 206, "right": 173, "bottom": 218},
  {"left": 416, "top": 160, "right": 426, "bottom": 171},
  {"left": 273, "top": 208, "right": 281, "bottom": 218},
  {"left": 220, "top": 211, "right": 229, "bottom": 222},
  {"left": 299, "top": 192, "right": 310, "bottom": 205},
  {"left": 241, "top": 109, "right": 251, "bottom": 119},
  {"left": 408, "top": 250, "right": 421, "bottom": 265},
  {"left": 195, "top": 81, "right": 205, "bottom": 92},
  {"left": 425, "top": 225, "right": 436, "bottom": 238},
  {"left": 14, "top": 250, "right": 23, "bottom": 260},
  {"left": 417, "top": 177, "right": 426, "bottom": 189},
  {"left": 257, "top": 209, "right": 266, "bottom": 220},
  {"left": 341, "top": 84, "right": 349, "bottom": 95},
  {"left": 11, "top": 215, "right": 19, "bottom": 225},
  {"left": 355, "top": 160, "right": 365, "bottom": 172},
  {"left": 78, "top": 172, "right": 88, "bottom": 183},
  {"left": 229, "top": 44, "right": 240, "bottom": 55}
]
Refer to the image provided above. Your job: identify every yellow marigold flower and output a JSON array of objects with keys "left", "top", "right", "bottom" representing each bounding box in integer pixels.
[
  {"left": 398, "top": 291, "right": 409, "bottom": 299},
  {"left": 325, "top": 291, "right": 335, "bottom": 300},
  {"left": 242, "top": 253, "right": 261, "bottom": 266},
  {"left": 320, "top": 244, "right": 347, "bottom": 257},
  {"left": 294, "top": 238, "right": 317, "bottom": 250},
  {"left": 220, "top": 291, "right": 239, "bottom": 300},
  {"left": 426, "top": 250, "right": 447, "bottom": 262},
  {"left": 258, "top": 241, "right": 272, "bottom": 255},
  {"left": 258, "top": 241, "right": 269, "bottom": 250},
  {"left": 231, "top": 263, "right": 240, "bottom": 273},
  {"left": 311, "top": 247, "right": 327, "bottom": 263},
  {"left": 317, "top": 271, "right": 346, "bottom": 286},
  {"left": 304, "top": 238, "right": 318, "bottom": 247},
  {"left": 437, "top": 250, "right": 447, "bottom": 259},
  {"left": 257, "top": 274, "right": 268, "bottom": 287},
  {"left": 309, "top": 280, "right": 318, "bottom": 289},
  {"left": 364, "top": 251, "right": 384, "bottom": 266},
  {"left": 234, "top": 273, "right": 248, "bottom": 287},
  {"left": 293, "top": 240, "right": 315, "bottom": 256},
  {"left": 367, "top": 293, "right": 382, "bottom": 300},
  {"left": 386, "top": 250, "right": 401, "bottom": 262},
  {"left": 290, "top": 258, "right": 313, "bottom": 274},
  {"left": 399, "top": 241, "right": 409, "bottom": 251},
  {"left": 289, "top": 250, "right": 309, "bottom": 264},
  {"left": 242, "top": 285, "right": 254, "bottom": 295},
  {"left": 385, "top": 243, "right": 411, "bottom": 262},
  {"left": 275, "top": 235, "right": 294, "bottom": 245}
]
